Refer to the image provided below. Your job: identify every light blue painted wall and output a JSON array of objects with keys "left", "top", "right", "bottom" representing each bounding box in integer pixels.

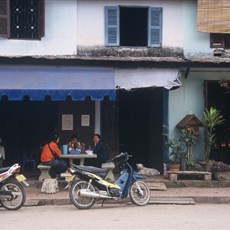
[
  {"left": 167, "top": 1, "right": 229, "bottom": 160},
  {"left": 183, "top": 0, "right": 212, "bottom": 57},
  {"left": 168, "top": 70, "right": 228, "bottom": 160}
]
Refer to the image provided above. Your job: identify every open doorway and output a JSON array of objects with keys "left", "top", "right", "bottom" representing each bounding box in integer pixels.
[
  {"left": 205, "top": 80, "right": 230, "bottom": 164},
  {"left": 118, "top": 88, "right": 165, "bottom": 171}
]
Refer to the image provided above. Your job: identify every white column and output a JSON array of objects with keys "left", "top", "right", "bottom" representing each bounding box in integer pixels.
[{"left": 94, "top": 101, "right": 101, "bottom": 134}]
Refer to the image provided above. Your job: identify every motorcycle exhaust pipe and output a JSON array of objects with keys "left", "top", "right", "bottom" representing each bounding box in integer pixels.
[{"left": 79, "top": 190, "right": 113, "bottom": 199}]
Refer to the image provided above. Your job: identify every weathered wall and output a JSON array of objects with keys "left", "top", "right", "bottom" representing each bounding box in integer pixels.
[
  {"left": 168, "top": 70, "right": 229, "bottom": 160},
  {"left": 0, "top": 0, "right": 184, "bottom": 57},
  {"left": 183, "top": 0, "right": 214, "bottom": 58},
  {"left": 77, "top": 0, "right": 183, "bottom": 57},
  {"left": 0, "top": 0, "right": 78, "bottom": 56}
]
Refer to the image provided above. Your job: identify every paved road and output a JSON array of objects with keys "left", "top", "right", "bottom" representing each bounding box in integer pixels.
[{"left": 0, "top": 204, "right": 229, "bottom": 230}]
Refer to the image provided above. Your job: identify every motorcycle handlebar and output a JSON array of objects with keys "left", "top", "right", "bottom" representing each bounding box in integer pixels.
[{"left": 107, "top": 152, "right": 132, "bottom": 163}]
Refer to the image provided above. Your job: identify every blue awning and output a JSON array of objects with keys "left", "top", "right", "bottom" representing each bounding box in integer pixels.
[{"left": 0, "top": 66, "right": 116, "bottom": 101}]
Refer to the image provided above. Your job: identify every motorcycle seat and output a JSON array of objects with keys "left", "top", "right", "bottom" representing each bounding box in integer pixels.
[
  {"left": 0, "top": 167, "right": 11, "bottom": 174},
  {"left": 74, "top": 165, "right": 109, "bottom": 178}
]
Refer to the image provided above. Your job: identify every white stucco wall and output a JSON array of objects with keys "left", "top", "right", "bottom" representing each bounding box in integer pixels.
[
  {"left": 78, "top": 0, "right": 183, "bottom": 48},
  {"left": 168, "top": 69, "right": 230, "bottom": 159},
  {"left": 183, "top": 0, "right": 213, "bottom": 57},
  {"left": 0, "top": 0, "right": 184, "bottom": 56},
  {"left": 0, "top": 0, "right": 78, "bottom": 56}
]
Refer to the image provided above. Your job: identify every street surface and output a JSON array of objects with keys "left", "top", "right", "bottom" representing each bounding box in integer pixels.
[{"left": 0, "top": 204, "right": 229, "bottom": 230}]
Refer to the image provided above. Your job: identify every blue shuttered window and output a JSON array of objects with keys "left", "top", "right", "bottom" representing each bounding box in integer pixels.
[
  {"left": 105, "top": 6, "right": 119, "bottom": 46},
  {"left": 148, "top": 7, "right": 163, "bottom": 47},
  {"left": 105, "top": 6, "right": 162, "bottom": 47}
]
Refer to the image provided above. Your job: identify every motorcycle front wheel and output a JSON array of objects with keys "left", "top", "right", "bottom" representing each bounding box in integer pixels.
[
  {"left": 0, "top": 180, "right": 26, "bottom": 210},
  {"left": 129, "top": 180, "right": 150, "bottom": 206},
  {"left": 69, "top": 180, "right": 95, "bottom": 209}
]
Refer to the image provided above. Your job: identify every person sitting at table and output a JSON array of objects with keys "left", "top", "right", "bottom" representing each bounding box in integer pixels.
[
  {"left": 40, "top": 133, "right": 68, "bottom": 178},
  {"left": 92, "top": 134, "right": 109, "bottom": 167},
  {"left": 68, "top": 135, "right": 85, "bottom": 154}
]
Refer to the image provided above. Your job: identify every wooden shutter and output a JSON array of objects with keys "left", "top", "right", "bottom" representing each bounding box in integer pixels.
[
  {"left": 197, "top": 0, "right": 230, "bottom": 33},
  {"left": 105, "top": 6, "right": 119, "bottom": 46},
  {"left": 38, "top": 0, "right": 45, "bottom": 39},
  {"left": 0, "top": 0, "right": 9, "bottom": 37},
  {"left": 148, "top": 7, "right": 162, "bottom": 47}
]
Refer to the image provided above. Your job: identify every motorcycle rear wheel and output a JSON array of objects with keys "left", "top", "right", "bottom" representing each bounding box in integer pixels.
[
  {"left": 0, "top": 180, "right": 26, "bottom": 210},
  {"left": 69, "top": 180, "right": 95, "bottom": 209},
  {"left": 129, "top": 181, "right": 150, "bottom": 206}
]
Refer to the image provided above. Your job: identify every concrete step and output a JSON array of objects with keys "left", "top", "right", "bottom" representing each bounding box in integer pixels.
[
  {"left": 146, "top": 182, "right": 166, "bottom": 191},
  {"left": 149, "top": 197, "right": 195, "bottom": 205}
]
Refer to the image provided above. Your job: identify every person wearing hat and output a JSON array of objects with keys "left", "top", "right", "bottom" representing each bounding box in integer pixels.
[
  {"left": 0, "top": 138, "right": 5, "bottom": 168},
  {"left": 40, "top": 133, "right": 68, "bottom": 178}
]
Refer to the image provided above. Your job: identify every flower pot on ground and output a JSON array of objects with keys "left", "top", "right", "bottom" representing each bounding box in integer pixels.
[{"left": 168, "top": 163, "right": 180, "bottom": 172}]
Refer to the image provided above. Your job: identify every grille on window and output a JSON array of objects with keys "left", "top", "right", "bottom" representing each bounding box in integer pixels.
[{"left": 10, "top": 0, "right": 39, "bottom": 39}]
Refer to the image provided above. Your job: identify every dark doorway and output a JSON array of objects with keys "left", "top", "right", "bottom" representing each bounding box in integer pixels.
[
  {"left": 0, "top": 99, "right": 58, "bottom": 165},
  {"left": 101, "top": 98, "right": 119, "bottom": 158},
  {"left": 118, "top": 88, "right": 165, "bottom": 171},
  {"left": 120, "top": 7, "right": 148, "bottom": 46},
  {"left": 205, "top": 80, "right": 230, "bottom": 164}
]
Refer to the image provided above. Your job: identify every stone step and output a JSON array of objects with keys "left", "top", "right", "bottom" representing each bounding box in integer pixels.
[
  {"left": 146, "top": 182, "right": 166, "bottom": 191},
  {"left": 149, "top": 197, "right": 195, "bottom": 205}
]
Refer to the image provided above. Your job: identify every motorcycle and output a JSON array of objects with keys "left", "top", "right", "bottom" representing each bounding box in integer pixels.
[
  {"left": 65, "top": 152, "right": 150, "bottom": 209},
  {"left": 0, "top": 163, "right": 29, "bottom": 210}
]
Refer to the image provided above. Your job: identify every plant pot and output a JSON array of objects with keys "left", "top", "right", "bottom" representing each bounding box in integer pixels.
[{"left": 169, "top": 164, "right": 180, "bottom": 172}]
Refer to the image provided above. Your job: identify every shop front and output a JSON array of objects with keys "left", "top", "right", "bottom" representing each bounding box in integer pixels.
[
  {"left": 0, "top": 64, "right": 181, "bottom": 171},
  {"left": 0, "top": 65, "right": 115, "bottom": 166}
]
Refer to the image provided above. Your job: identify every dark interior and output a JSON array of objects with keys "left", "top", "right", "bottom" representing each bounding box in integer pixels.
[
  {"left": 120, "top": 7, "right": 148, "bottom": 47},
  {"left": 0, "top": 97, "right": 95, "bottom": 166},
  {"left": 205, "top": 81, "right": 230, "bottom": 164},
  {"left": 0, "top": 98, "right": 58, "bottom": 165},
  {"left": 118, "top": 88, "right": 165, "bottom": 171}
]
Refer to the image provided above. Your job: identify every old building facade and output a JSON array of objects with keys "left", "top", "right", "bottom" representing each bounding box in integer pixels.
[{"left": 0, "top": 0, "right": 229, "bottom": 169}]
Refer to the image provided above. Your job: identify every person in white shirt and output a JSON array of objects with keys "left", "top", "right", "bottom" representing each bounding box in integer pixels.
[{"left": 0, "top": 138, "right": 5, "bottom": 168}]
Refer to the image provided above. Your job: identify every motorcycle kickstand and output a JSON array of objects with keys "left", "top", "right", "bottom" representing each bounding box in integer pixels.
[{"left": 101, "top": 200, "right": 105, "bottom": 208}]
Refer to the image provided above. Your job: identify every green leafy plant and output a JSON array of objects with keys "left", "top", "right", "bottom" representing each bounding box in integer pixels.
[
  {"left": 186, "top": 159, "right": 197, "bottom": 171},
  {"left": 203, "top": 107, "right": 225, "bottom": 160},
  {"left": 167, "top": 138, "right": 186, "bottom": 164},
  {"left": 180, "top": 128, "right": 198, "bottom": 161}
]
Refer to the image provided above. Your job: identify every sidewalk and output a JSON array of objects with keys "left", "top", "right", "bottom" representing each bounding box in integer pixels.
[{"left": 24, "top": 179, "right": 230, "bottom": 206}]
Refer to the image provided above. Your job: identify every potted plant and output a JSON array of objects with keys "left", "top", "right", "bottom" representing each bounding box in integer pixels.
[
  {"left": 203, "top": 107, "right": 225, "bottom": 160},
  {"left": 167, "top": 138, "right": 186, "bottom": 171}
]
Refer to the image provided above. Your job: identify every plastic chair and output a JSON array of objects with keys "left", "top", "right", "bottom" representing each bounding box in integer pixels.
[{"left": 22, "top": 151, "right": 36, "bottom": 171}]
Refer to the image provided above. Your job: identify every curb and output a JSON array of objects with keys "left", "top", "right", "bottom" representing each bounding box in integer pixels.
[
  {"left": 24, "top": 196, "right": 230, "bottom": 207},
  {"left": 192, "top": 196, "right": 230, "bottom": 204}
]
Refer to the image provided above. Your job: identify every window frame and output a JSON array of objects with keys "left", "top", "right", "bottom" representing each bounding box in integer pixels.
[
  {"left": 0, "top": 0, "right": 10, "bottom": 37},
  {"left": 0, "top": 0, "right": 45, "bottom": 40},
  {"left": 210, "top": 33, "right": 230, "bottom": 49},
  {"left": 105, "top": 6, "right": 163, "bottom": 48},
  {"left": 105, "top": 6, "right": 120, "bottom": 46},
  {"left": 148, "top": 7, "right": 163, "bottom": 48}
]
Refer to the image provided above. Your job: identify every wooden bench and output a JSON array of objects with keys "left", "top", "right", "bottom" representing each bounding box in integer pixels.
[
  {"left": 101, "top": 162, "right": 115, "bottom": 181},
  {"left": 37, "top": 164, "right": 51, "bottom": 181},
  {"left": 167, "top": 171, "right": 212, "bottom": 181}
]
